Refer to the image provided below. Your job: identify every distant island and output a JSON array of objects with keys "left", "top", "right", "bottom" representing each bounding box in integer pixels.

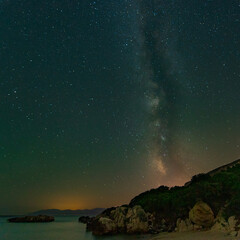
[
  {"left": 84, "top": 159, "right": 240, "bottom": 237},
  {"left": 31, "top": 208, "right": 105, "bottom": 217},
  {"left": 6, "top": 208, "right": 105, "bottom": 223},
  {"left": 8, "top": 215, "right": 55, "bottom": 223}
]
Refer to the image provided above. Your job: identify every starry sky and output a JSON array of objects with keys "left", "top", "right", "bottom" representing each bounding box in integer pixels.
[{"left": 0, "top": 0, "right": 239, "bottom": 214}]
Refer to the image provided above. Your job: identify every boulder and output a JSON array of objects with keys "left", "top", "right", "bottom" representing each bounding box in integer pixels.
[
  {"left": 125, "top": 205, "right": 149, "bottom": 234},
  {"left": 91, "top": 217, "right": 117, "bottom": 235},
  {"left": 110, "top": 206, "right": 128, "bottom": 231},
  {"left": 211, "top": 216, "right": 229, "bottom": 232},
  {"left": 189, "top": 201, "right": 214, "bottom": 227},
  {"left": 147, "top": 213, "right": 157, "bottom": 233},
  {"left": 8, "top": 215, "right": 54, "bottom": 223},
  {"left": 87, "top": 205, "right": 153, "bottom": 235},
  {"left": 228, "top": 216, "right": 238, "bottom": 231},
  {"left": 175, "top": 218, "right": 193, "bottom": 232}
]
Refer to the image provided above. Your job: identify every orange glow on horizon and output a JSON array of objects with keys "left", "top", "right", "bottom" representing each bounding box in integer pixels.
[{"left": 47, "top": 196, "right": 90, "bottom": 210}]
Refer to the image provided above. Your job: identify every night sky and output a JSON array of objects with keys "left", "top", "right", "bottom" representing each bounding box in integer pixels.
[{"left": 0, "top": 0, "right": 239, "bottom": 214}]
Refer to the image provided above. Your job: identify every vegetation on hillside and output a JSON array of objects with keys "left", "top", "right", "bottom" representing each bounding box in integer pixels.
[{"left": 129, "top": 163, "right": 240, "bottom": 227}]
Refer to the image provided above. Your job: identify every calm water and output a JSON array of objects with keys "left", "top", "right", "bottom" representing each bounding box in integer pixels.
[{"left": 0, "top": 217, "right": 152, "bottom": 240}]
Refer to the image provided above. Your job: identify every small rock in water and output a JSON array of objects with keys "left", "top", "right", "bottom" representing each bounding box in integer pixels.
[{"left": 8, "top": 215, "right": 54, "bottom": 223}]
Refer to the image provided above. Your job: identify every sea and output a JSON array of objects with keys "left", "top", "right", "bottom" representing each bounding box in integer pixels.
[{"left": 0, "top": 216, "right": 152, "bottom": 240}]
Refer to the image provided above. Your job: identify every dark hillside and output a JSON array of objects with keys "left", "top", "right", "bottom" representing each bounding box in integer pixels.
[{"left": 129, "top": 160, "right": 240, "bottom": 229}]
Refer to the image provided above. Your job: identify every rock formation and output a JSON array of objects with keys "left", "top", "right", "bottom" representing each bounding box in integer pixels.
[
  {"left": 210, "top": 213, "right": 240, "bottom": 237},
  {"left": 110, "top": 206, "right": 128, "bottom": 231},
  {"left": 86, "top": 160, "right": 240, "bottom": 236},
  {"left": 175, "top": 218, "right": 194, "bottom": 232},
  {"left": 91, "top": 217, "right": 117, "bottom": 235},
  {"left": 189, "top": 201, "right": 214, "bottom": 227},
  {"left": 86, "top": 205, "right": 153, "bottom": 235},
  {"left": 125, "top": 205, "right": 149, "bottom": 233},
  {"left": 228, "top": 216, "right": 238, "bottom": 231},
  {"left": 211, "top": 216, "right": 228, "bottom": 232}
]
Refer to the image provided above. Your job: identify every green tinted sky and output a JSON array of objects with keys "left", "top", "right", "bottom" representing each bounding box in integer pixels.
[{"left": 0, "top": 0, "right": 239, "bottom": 214}]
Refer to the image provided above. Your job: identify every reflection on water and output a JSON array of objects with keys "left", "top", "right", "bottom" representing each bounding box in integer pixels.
[{"left": 0, "top": 217, "right": 152, "bottom": 240}]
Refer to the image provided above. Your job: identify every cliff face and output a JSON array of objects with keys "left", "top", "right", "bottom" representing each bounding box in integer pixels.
[{"left": 87, "top": 159, "right": 240, "bottom": 235}]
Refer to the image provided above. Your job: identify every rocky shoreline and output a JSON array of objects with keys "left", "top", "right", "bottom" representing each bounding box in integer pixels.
[
  {"left": 85, "top": 205, "right": 153, "bottom": 235},
  {"left": 80, "top": 159, "right": 240, "bottom": 237},
  {"left": 82, "top": 201, "right": 240, "bottom": 237}
]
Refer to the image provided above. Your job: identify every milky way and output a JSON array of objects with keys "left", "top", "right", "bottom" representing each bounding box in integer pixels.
[
  {"left": 135, "top": 0, "right": 186, "bottom": 180},
  {"left": 136, "top": 0, "right": 240, "bottom": 185},
  {"left": 0, "top": 0, "right": 239, "bottom": 214}
]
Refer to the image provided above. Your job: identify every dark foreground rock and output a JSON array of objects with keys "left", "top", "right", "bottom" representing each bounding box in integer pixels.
[
  {"left": 87, "top": 201, "right": 240, "bottom": 237},
  {"left": 189, "top": 201, "right": 214, "bottom": 227},
  {"left": 87, "top": 205, "right": 154, "bottom": 235},
  {"left": 8, "top": 215, "right": 54, "bottom": 223},
  {"left": 79, "top": 216, "right": 92, "bottom": 224}
]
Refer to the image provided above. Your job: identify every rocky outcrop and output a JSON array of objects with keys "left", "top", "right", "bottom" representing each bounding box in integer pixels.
[
  {"left": 175, "top": 218, "right": 203, "bottom": 232},
  {"left": 189, "top": 201, "right": 214, "bottom": 227},
  {"left": 175, "top": 218, "right": 193, "bottom": 232},
  {"left": 125, "top": 205, "right": 149, "bottom": 233},
  {"left": 110, "top": 206, "right": 128, "bottom": 231},
  {"left": 91, "top": 217, "right": 117, "bottom": 235},
  {"left": 87, "top": 201, "right": 240, "bottom": 236},
  {"left": 210, "top": 213, "right": 240, "bottom": 238},
  {"left": 228, "top": 216, "right": 238, "bottom": 231},
  {"left": 87, "top": 205, "right": 153, "bottom": 235},
  {"left": 8, "top": 215, "right": 54, "bottom": 223},
  {"left": 211, "top": 216, "right": 229, "bottom": 232},
  {"left": 227, "top": 216, "right": 240, "bottom": 237}
]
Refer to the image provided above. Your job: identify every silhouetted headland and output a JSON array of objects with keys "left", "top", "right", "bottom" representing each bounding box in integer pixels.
[{"left": 84, "top": 159, "right": 240, "bottom": 237}]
